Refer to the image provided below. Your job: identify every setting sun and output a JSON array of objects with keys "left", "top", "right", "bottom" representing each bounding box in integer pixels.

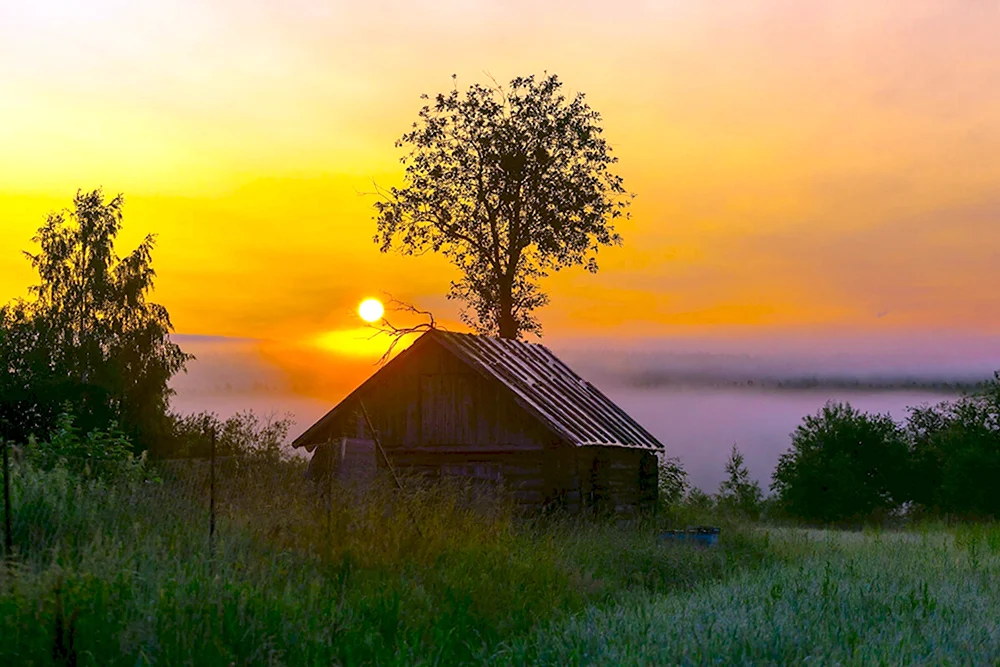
[{"left": 358, "top": 298, "right": 384, "bottom": 323}]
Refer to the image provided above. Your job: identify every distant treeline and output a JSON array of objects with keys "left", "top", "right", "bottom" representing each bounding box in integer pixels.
[{"left": 627, "top": 372, "right": 990, "bottom": 394}]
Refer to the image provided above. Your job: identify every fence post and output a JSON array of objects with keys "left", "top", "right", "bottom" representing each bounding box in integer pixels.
[
  {"left": 2, "top": 425, "right": 12, "bottom": 560},
  {"left": 209, "top": 426, "right": 216, "bottom": 575},
  {"left": 326, "top": 437, "right": 333, "bottom": 552}
]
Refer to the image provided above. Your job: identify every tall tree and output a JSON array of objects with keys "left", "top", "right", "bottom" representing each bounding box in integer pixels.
[
  {"left": 374, "top": 74, "right": 630, "bottom": 339},
  {"left": 0, "top": 189, "right": 190, "bottom": 452}
]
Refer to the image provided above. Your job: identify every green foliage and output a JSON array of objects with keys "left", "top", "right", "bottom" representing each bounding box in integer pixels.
[
  {"left": 0, "top": 189, "right": 191, "bottom": 452},
  {"left": 165, "top": 410, "right": 293, "bottom": 462},
  {"left": 903, "top": 372, "right": 1000, "bottom": 518},
  {"left": 771, "top": 402, "right": 908, "bottom": 524},
  {"left": 684, "top": 487, "right": 716, "bottom": 512},
  {"left": 374, "top": 73, "right": 630, "bottom": 339},
  {"left": 717, "top": 444, "right": 764, "bottom": 519},
  {"left": 23, "top": 411, "right": 146, "bottom": 484},
  {"left": 656, "top": 455, "right": 689, "bottom": 508}
]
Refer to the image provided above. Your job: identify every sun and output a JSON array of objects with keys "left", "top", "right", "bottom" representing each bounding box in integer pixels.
[{"left": 358, "top": 298, "right": 385, "bottom": 323}]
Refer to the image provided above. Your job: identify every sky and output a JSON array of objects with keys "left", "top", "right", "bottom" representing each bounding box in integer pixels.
[{"left": 2, "top": 1, "right": 999, "bottom": 426}]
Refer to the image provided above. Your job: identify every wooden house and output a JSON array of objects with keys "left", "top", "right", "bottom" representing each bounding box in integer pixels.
[{"left": 292, "top": 329, "right": 663, "bottom": 515}]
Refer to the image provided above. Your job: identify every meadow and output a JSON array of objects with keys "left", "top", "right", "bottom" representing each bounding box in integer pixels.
[
  {"left": 0, "top": 457, "right": 772, "bottom": 666},
  {"left": 506, "top": 526, "right": 1000, "bottom": 665},
  {"left": 3, "top": 456, "right": 999, "bottom": 665}
]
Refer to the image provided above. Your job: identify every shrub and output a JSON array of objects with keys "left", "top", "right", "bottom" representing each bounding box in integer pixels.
[
  {"left": 684, "top": 487, "right": 716, "bottom": 512},
  {"left": 717, "top": 444, "right": 763, "bottom": 519},
  {"left": 23, "top": 410, "right": 147, "bottom": 484},
  {"left": 771, "top": 402, "right": 908, "bottom": 524},
  {"left": 165, "top": 410, "right": 293, "bottom": 462}
]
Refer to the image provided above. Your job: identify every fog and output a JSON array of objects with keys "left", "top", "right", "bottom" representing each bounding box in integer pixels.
[{"left": 169, "top": 332, "right": 998, "bottom": 493}]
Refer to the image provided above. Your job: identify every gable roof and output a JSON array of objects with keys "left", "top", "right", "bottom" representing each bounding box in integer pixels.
[{"left": 292, "top": 329, "right": 663, "bottom": 452}]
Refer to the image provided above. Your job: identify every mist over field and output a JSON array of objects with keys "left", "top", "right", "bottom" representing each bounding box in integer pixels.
[{"left": 169, "top": 332, "right": 999, "bottom": 492}]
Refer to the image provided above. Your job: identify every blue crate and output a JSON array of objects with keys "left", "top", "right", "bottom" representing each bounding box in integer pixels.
[{"left": 659, "top": 526, "right": 720, "bottom": 547}]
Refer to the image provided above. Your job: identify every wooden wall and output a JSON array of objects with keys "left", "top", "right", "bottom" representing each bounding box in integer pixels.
[
  {"left": 324, "top": 338, "right": 554, "bottom": 451},
  {"left": 305, "top": 438, "right": 377, "bottom": 486},
  {"left": 573, "top": 447, "right": 658, "bottom": 517},
  {"left": 313, "top": 336, "right": 658, "bottom": 515}
]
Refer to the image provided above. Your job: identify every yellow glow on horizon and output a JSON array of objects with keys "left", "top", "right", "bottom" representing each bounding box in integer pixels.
[
  {"left": 312, "top": 327, "right": 420, "bottom": 364},
  {"left": 358, "top": 298, "right": 384, "bottom": 323},
  {"left": 314, "top": 328, "right": 386, "bottom": 357}
]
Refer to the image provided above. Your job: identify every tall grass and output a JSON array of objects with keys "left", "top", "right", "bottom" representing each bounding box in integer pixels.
[{"left": 0, "top": 459, "right": 773, "bottom": 665}]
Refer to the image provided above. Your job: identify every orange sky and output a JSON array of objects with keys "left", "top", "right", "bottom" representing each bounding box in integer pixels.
[{"left": 2, "top": 1, "right": 999, "bottom": 401}]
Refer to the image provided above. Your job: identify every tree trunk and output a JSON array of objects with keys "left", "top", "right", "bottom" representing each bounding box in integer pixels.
[
  {"left": 497, "top": 285, "right": 518, "bottom": 339},
  {"left": 498, "top": 313, "right": 518, "bottom": 339}
]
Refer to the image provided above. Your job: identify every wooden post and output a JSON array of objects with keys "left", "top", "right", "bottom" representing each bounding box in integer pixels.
[
  {"left": 2, "top": 426, "right": 11, "bottom": 560},
  {"left": 325, "top": 437, "right": 333, "bottom": 551},
  {"left": 359, "top": 401, "right": 405, "bottom": 492},
  {"left": 209, "top": 426, "right": 216, "bottom": 575},
  {"left": 358, "top": 400, "right": 422, "bottom": 539}
]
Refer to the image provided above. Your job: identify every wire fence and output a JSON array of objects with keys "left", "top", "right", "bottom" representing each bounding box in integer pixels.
[
  {"left": 0, "top": 434, "right": 511, "bottom": 578},
  {"left": 0, "top": 442, "right": 325, "bottom": 567}
]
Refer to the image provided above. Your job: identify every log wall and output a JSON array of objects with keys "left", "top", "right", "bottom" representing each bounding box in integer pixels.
[{"left": 312, "top": 336, "right": 658, "bottom": 515}]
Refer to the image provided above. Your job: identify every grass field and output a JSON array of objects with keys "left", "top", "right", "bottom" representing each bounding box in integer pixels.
[
  {"left": 3, "top": 458, "right": 999, "bottom": 665},
  {"left": 506, "top": 525, "right": 1000, "bottom": 665},
  {"left": 0, "top": 459, "right": 773, "bottom": 666}
]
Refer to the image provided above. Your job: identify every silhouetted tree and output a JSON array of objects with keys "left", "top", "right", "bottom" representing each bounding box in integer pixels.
[
  {"left": 0, "top": 189, "right": 190, "bottom": 453},
  {"left": 374, "top": 73, "right": 630, "bottom": 339},
  {"left": 717, "top": 444, "right": 763, "bottom": 519},
  {"left": 771, "top": 402, "right": 908, "bottom": 524},
  {"left": 903, "top": 373, "right": 1000, "bottom": 518},
  {"left": 902, "top": 400, "right": 952, "bottom": 513}
]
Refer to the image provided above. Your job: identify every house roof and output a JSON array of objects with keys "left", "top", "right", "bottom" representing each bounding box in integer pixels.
[{"left": 292, "top": 329, "right": 664, "bottom": 452}]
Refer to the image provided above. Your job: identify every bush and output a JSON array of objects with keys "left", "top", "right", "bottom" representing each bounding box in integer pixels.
[
  {"left": 717, "top": 444, "right": 763, "bottom": 520},
  {"left": 684, "top": 487, "right": 716, "bottom": 512},
  {"left": 22, "top": 410, "right": 147, "bottom": 484},
  {"left": 771, "top": 402, "right": 908, "bottom": 524},
  {"left": 904, "top": 373, "right": 1000, "bottom": 518},
  {"left": 164, "top": 410, "right": 293, "bottom": 462}
]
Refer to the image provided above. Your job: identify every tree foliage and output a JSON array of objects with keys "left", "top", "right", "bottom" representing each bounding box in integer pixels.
[
  {"left": 904, "top": 373, "right": 1000, "bottom": 518},
  {"left": 657, "top": 455, "right": 690, "bottom": 508},
  {"left": 717, "top": 444, "right": 763, "bottom": 519},
  {"left": 374, "top": 73, "right": 629, "bottom": 339},
  {"left": 0, "top": 189, "right": 190, "bottom": 452},
  {"left": 771, "top": 402, "right": 908, "bottom": 524}
]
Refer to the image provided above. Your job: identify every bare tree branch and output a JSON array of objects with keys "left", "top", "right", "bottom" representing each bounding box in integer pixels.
[{"left": 365, "top": 295, "right": 442, "bottom": 366}]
